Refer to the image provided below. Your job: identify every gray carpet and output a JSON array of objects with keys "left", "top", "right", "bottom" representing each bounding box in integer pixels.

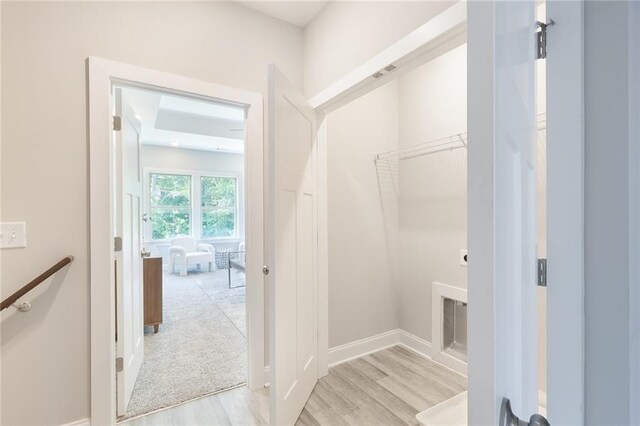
[{"left": 123, "top": 268, "right": 247, "bottom": 419}]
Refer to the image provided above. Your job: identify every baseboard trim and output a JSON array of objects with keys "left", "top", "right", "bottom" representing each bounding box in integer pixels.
[
  {"left": 62, "top": 419, "right": 91, "bottom": 426},
  {"left": 328, "top": 329, "right": 402, "bottom": 367},
  {"left": 397, "top": 329, "right": 432, "bottom": 357}
]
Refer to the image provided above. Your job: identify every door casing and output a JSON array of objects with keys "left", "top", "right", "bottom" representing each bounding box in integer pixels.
[{"left": 88, "top": 57, "right": 265, "bottom": 426}]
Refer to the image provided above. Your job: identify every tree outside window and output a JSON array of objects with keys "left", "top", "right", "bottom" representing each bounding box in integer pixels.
[
  {"left": 201, "top": 176, "right": 236, "bottom": 238},
  {"left": 149, "top": 173, "right": 191, "bottom": 240}
]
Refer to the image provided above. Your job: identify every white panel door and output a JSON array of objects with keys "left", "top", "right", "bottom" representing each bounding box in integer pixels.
[
  {"left": 114, "top": 88, "right": 145, "bottom": 416},
  {"left": 493, "top": 1, "right": 538, "bottom": 421},
  {"left": 468, "top": 1, "right": 539, "bottom": 424},
  {"left": 267, "top": 64, "right": 318, "bottom": 425}
]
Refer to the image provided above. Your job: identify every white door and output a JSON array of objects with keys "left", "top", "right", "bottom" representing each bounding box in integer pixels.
[
  {"left": 267, "top": 64, "right": 318, "bottom": 425},
  {"left": 493, "top": 2, "right": 538, "bottom": 418},
  {"left": 114, "top": 88, "right": 145, "bottom": 416},
  {"left": 468, "top": 1, "right": 540, "bottom": 424}
]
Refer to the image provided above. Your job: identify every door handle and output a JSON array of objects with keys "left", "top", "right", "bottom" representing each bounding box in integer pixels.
[
  {"left": 500, "top": 398, "right": 549, "bottom": 426},
  {"left": 141, "top": 249, "right": 151, "bottom": 258}
]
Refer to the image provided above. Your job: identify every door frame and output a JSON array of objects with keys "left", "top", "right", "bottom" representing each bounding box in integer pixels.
[
  {"left": 311, "top": 0, "right": 586, "bottom": 423},
  {"left": 88, "top": 57, "right": 264, "bottom": 425},
  {"left": 311, "top": 1, "right": 467, "bottom": 378}
]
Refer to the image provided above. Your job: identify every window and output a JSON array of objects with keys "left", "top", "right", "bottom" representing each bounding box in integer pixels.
[
  {"left": 148, "top": 173, "right": 191, "bottom": 240},
  {"left": 201, "top": 176, "right": 237, "bottom": 238}
]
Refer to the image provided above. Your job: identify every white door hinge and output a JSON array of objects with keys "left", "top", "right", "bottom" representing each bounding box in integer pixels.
[{"left": 116, "top": 357, "right": 124, "bottom": 373}]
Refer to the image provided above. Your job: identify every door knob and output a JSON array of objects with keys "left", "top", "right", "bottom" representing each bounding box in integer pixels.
[
  {"left": 262, "top": 265, "right": 270, "bottom": 275},
  {"left": 141, "top": 249, "right": 151, "bottom": 258},
  {"left": 500, "top": 398, "right": 550, "bottom": 426}
]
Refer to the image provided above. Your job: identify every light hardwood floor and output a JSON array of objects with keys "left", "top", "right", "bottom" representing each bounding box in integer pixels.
[
  {"left": 121, "top": 345, "right": 466, "bottom": 425},
  {"left": 296, "top": 345, "right": 466, "bottom": 426}
]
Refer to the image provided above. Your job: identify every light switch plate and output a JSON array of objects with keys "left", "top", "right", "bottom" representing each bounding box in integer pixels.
[
  {"left": 459, "top": 249, "right": 468, "bottom": 266},
  {"left": 1, "top": 222, "right": 27, "bottom": 249}
]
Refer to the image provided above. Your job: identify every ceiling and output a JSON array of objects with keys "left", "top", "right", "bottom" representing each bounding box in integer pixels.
[
  {"left": 122, "top": 87, "right": 245, "bottom": 154},
  {"left": 237, "top": 1, "right": 328, "bottom": 27}
]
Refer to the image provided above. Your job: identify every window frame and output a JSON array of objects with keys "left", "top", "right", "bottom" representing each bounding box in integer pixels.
[{"left": 144, "top": 167, "right": 241, "bottom": 243}]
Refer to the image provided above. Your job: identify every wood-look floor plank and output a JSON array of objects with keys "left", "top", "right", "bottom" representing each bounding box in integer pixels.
[
  {"left": 332, "top": 360, "right": 419, "bottom": 425},
  {"left": 218, "top": 386, "right": 269, "bottom": 425},
  {"left": 170, "top": 395, "right": 232, "bottom": 426},
  {"left": 296, "top": 408, "right": 321, "bottom": 426},
  {"left": 299, "top": 345, "right": 467, "bottom": 425}
]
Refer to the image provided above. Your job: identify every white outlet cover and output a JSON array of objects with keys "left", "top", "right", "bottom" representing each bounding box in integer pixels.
[
  {"left": 1, "top": 222, "right": 27, "bottom": 249},
  {"left": 459, "top": 249, "right": 468, "bottom": 266}
]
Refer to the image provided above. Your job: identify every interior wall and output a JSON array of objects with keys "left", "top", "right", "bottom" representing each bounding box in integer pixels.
[
  {"left": 397, "top": 44, "right": 468, "bottom": 343},
  {"left": 0, "top": 2, "right": 302, "bottom": 424},
  {"left": 303, "top": 1, "right": 455, "bottom": 98},
  {"left": 327, "top": 39, "right": 549, "bottom": 395},
  {"left": 140, "top": 145, "right": 245, "bottom": 262},
  {"left": 326, "top": 81, "right": 400, "bottom": 348}
]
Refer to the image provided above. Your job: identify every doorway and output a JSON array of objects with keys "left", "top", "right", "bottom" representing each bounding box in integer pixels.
[
  {"left": 113, "top": 84, "right": 253, "bottom": 419},
  {"left": 88, "top": 58, "right": 265, "bottom": 426}
]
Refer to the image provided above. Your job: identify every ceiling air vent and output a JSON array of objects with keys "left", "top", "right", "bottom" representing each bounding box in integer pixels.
[{"left": 372, "top": 64, "right": 398, "bottom": 79}]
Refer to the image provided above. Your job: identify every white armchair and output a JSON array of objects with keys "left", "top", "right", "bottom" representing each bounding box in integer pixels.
[{"left": 168, "top": 236, "right": 215, "bottom": 276}]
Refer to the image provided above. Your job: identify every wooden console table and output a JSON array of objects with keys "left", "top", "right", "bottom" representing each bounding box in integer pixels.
[{"left": 143, "top": 257, "right": 163, "bottom": 333}]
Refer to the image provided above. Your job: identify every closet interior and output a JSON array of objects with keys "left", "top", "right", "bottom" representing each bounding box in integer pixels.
[{"left": 323, "top": 4, "right": 548, "bottom": 418}]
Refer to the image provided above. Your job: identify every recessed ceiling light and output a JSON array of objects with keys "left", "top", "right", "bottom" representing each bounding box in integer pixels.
[
  {"left": 135, "top": 113, "right": 143, "bottom": 120},
  {"left": 171, "top": 141, "right": 179, "bottom": 147}
]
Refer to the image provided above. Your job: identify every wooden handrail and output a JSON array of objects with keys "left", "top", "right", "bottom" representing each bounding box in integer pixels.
[{"left": 0, "top": 256, "right": 74, "bottom": 311}]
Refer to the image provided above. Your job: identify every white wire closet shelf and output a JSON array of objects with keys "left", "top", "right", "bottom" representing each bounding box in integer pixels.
[
  {"left": 375, "top": 133, "right": 468, "bottom": 161},
  {"left": 374, "top": 113, "right": 547, "bottom": 162}
]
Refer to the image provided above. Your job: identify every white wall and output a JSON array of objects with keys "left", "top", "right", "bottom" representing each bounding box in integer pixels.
[
  {"left": 326, "top": 81, "right": 400, "bottom": 348},
  {"left": 327, "top": 40, "right": 549, "bottom": 397},
  {"left": 140, "top": 145, "right": 245, "bottom": 262},
  {"left": 303, "top": 1, "right": 455, "bottom": 98},
  {"left": 0, "top": 2, "right": 302, "bottom": 424},
  {"left": 397, "top": 44, "right": 468, "bottom": 343}
]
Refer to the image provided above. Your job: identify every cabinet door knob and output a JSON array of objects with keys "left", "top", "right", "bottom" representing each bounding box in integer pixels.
[{"left": 262, "top": 265, "right": 270, "bottom": 276}]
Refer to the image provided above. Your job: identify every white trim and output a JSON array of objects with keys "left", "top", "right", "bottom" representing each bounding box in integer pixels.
[
  {"left": 328, "top": 329, "right": 401, "bottom": 367},
  {"left": 89, "top": 57, "right": 264, "bottom": 426},
  {"left": 316, "top": 115, "right": 329, "bottom": 378},
  {"left": 326, "top": 329, "right": 469, "bottom": 379},
  {"left": 62, "top": 419, "right": 91, "bottom": 426},
  {"left": 397, "top": 329, "right": 433, "bottom": 359},
  {"left": 314, "top": 4, "right": 467, "bottom": 380},
  {"left": 309, "top": 1, "right": 466, "bottom": 114}
]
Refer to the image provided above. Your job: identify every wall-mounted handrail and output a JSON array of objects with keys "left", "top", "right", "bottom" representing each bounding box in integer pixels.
[{"left": 0, "top": 256, "right": 74, "bottom": 312}]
